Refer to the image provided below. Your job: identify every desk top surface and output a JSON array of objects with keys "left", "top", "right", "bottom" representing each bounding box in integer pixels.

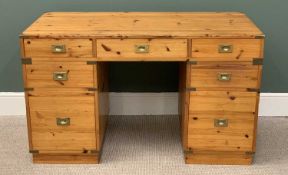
[{"left": 22, "top": 12, "right": 264, "bottom": 39}]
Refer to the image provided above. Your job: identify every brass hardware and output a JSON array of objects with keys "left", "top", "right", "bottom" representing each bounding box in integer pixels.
[
  {"left": 253, "top": 58, "right": 263, "bottom": 65},
  {"left": 87, "top": 87, "right": 98, "bottom": 91},
  {"left": 56, "top": 118, "right": 70, "bottom": 126},
  {"left": 214, "top": 119, "right": 228, "bottom": 127},
  {"left": 247, "top": 88, "right": 260, "bottom": 92},
  {"left": 90, "top": 150, "right": 99, "bottom": 154},
  {"left": 186, "top": 87, "right": 196, "bottom": 91},
  {"left": 21, "top": 58, "right": 32, "bottom": 64},
  {"left": 53, "top": 72, "right": 68, "bottom": 81},
  {"left": 24, "top": 87, "right": 34, "bottom": 91},
  {"left": 255, "top": 35, "right": 265, "bottom": 39},
  {"left": 87, "top": 61, "right": 97, "bottom": 65},
  {"left": 218, "top": 73, "right": 231, "bottom": 81},
  {"left": 29, "top": 150, "right": 39, "bottom": 154},
  {"left": 245, "top": 151, "right": 255, "bottom": 155},
  {"left": 219, "top": 44, "right": 233, "bottom": 53},
  {"left": 188, "top": 61, "right": 197, "bottom": 65},
  {"left": 135, "top": 44, "right": 149, "bottom": 53},
  {"left": 51, "top": 45, "right": 66, "bottom": 53},
  {"left": 184, "top": 150, "right": 193, "bottom": 155}
]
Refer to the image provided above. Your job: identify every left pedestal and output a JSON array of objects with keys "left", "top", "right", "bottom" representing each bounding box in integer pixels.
[{"left": 21, "top": 38, "right": 109, "bottom": 164}]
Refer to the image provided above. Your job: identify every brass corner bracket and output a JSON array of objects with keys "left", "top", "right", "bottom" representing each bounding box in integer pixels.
[
  {"left": 21, "top": 58, "right": 32, "bottom": 65},
  {"left": 87, "top": 87, "right": 98, "bottom": 91},
  {"left": 255, "top": 35, "right": 265, "bottom": 39},
  {"left": 252, "top": 58, "right": 263, "bottom": 65},
  {"left": 87, "top": 61, "right": 98, "bottom": 65},
  {"left": 29, "top": 150, "right": 39, "bottom": 154},
  {"left": 186, "top": 87, "right": 196, "bottom": 92},
  {"left": 247, "top": 88, "right": 260, "bottom": 93},
  {"left": 188, "top": 60, "right": 197, "bottom": 65},
  {"left": 24, "top": 87, "right": 34, "bottom": 92}
]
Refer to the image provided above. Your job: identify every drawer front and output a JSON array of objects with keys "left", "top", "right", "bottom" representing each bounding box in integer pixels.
[
  {"left": 187, "top": 113, "right": 254, "bottom": 151},
  {"left": 24, "top": 39, "right": 93, "bottom": 58},
  {"left": 189, "top": 62, "right": 259, "bottom": 89},
  {"left": 25, "top": 61, "right": 94, "bottom": 88},
  {"left": 97, "top": 39, "right": 188, "bottom": 60},
  {"left": 189, "top": 91, "right": 257, "bottom": 113},
  {"left": 191, "top": 39, "right": 263, "bottom": 60},
  {"left": 29, "top": 96, "right": 96, "bottom": 151}
]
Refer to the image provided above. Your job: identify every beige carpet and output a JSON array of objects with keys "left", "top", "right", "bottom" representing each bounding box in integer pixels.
[{"left": 0, "top": 115, "right": 287, "bottom": 175}]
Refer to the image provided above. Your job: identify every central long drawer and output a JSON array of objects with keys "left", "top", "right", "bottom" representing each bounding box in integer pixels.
[{"left": 96, "top": 39, "right": 188, "bottom": 60}]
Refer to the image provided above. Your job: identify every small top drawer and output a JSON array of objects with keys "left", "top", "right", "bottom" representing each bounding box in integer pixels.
[
  {"left": 24, "top": 39, "right": 93, "bottom": 58},
  {"left": 189, "top": 62, "right": 260, "bottom": 90},
  {"left": 97, "top": 39, "right": 188, "bottom": 60},
  {"left": 25, "top": 61, "right": 95, "bottom": 88},
  {"left": 191, "top": 39, "right": 263, "bottom": 61}
]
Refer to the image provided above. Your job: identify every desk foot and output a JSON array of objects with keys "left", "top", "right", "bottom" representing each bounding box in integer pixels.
[
  {"left": 184, "top": 150, "right": 253, "bottom": 165},
  {"left": 32, "top": 153, "right": 100, "bottom": 164}
]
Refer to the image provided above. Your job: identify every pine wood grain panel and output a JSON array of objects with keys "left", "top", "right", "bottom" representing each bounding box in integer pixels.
[
  {"left": 189, "top": 62, "right": 259, "bottom": 89},
  {"left": 32, "top": 132, "right": 96, "bottom": 151},
  {"left": 29, "top": 96, "right": 96, "bottom": 151},
  {"left": 96, "top": 57, "right": 188, "bottom": 62},
  {"left": 20, "top": 38, "right": 33, "bottom": 151},
  {"left": 252, "top": 65, "right": 263, "bottom": 151},
  {"left": 24, "top": 39, "right": 93, "bottom": 58},
  {"left": 187, "top": 112, "right": 254, "bottom": 151},
  {"left": 188, "top": 87, "right": 259, "bottom": 92},
  {"left": 95, "top": 62, "right": 109, "bottom": 150},
  {"left": 32, "top": 150, "right": 96, "bottom": 154},
  {"left": 191, "top": 39, "right": 263, "bottom": 60},
  {"left": 29, "top": 96, "right": 95, "bottom": 116},
  {"left": 20, "top": 38, "right": 26, "bottom": 58},
  {"left": 33, "top": 154, "right": 99, "bottom": 164},
  {"left": 21, "top": 12, "right": 264, "bottom": 38},
  {"left": 25, "top": 61, "right": 94, "bottom": 88},
  {"left": 23, "top": 57, "right": 97, "bottom": 62},
  {"left": 27, "top": 88, "right": 96, "bottom": 97},
  {"left": 189, "top": 91, "right": 257, "bottom": 113},
  {"left": 179, "top": 62, "right": 189, "bottom": 149},
  {"left": 185, "top": 151, "right": 253, "bottom": 165},
  {"left": 97, "top": 39, "right": 187, "bottom": 60}
]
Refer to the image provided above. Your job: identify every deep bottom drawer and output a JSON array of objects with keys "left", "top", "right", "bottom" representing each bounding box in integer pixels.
[
  {"left": 29, "top": 95, "right": 97, "bottom": 151},
  {"left": 187, "top": 112, "right": 255, "bottom": 151}
]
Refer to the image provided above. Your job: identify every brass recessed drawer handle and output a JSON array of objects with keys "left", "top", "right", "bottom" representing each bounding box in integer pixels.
[
  {"left": 214, "top": 119, "right": 228, "bottom": 127},
  {"left": 56, "top": 118, "right": 70, "bottom": 126},
  {"left": 218, "top": 73, "right": 231, "bottom": 81},
  {"left": 51, "top": 45, "right": 66, "bottom": 53},
  {"left": 218, "top": 44, "right": 233, "bottom": 53},
  {"left": 135, "top": 44, "right": 149, "bottom": 53},
  {"left": 53, "top": 71, "right": 68, "bottom": 81}
]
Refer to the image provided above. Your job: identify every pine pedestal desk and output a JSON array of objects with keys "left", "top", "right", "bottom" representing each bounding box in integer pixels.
[{"left": 20, "top": 12, "right": 265, "bottom": 165}]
